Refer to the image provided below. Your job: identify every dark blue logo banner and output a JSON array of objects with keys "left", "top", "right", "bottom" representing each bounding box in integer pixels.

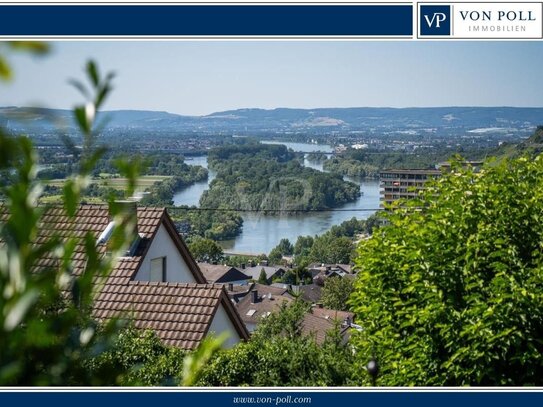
[
  {"left": 0, "top": 5, "right": 413, "bottom": 37},
  {"left": 0, "top": 391, "right": 542, "bottom": 406}
]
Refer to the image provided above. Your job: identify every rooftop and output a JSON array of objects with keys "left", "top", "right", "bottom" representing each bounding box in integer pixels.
[
  {"left": 1, "top": 204, "right": 248, "bottom": 349},
  {"left": 198, "top": 262, "right": 250, "bottom": 284}
]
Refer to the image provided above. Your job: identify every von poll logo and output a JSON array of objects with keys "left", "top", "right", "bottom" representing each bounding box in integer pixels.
[{"left": 420, "top": 5, "right": 451, "bottom": 36}]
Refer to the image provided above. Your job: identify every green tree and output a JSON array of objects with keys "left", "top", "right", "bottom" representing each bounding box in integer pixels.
[
  {"left": 293, "top": 235, "right": 314, "bottom": 257},
  {"left": 268, "top": 246, "right": 283, "bottom": 265},
  {"left": 321, "top": 277, "right": 354, "bottom": 311},
  {"left": 268, "top": 238, "right": 295, "bottom": 266},
  {"left": 257, "top": 268, "right": 268, "bottom": 285},
  {"left": 350, "top": 156, "right": 543, "bottom": 386},
  {"left": 188, "top": 237, "right": 224, "bottom": 263},
  {"left": 198, "top": 301, "right": 354, "bottom": 386},
  {"left": 309, "top": 235, "right": 353, "bottom": 264},
  {"left": 276, "top": 238, "right": 293, "bottom": 256}
]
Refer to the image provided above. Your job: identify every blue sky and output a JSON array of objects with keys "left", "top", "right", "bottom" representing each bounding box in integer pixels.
[{"left": 2, "top": 41, "right": 543, "bottom": 116}]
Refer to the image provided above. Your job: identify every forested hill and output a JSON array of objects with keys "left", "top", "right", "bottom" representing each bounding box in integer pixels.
[
  {"left": 201, "top": 144, "right": 360, "bottom": 211},
  {"left": 2, "top": 106, "right": 541, "bottom": 135},
  {"left": 491, "top": 125, "right": 543, "bottom": 161}
]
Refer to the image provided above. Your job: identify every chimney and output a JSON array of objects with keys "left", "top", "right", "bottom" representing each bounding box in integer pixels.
[
  {"left": 228, "top": 283, "right": 234, "bottom": 291},
  {"left": 251, "top": 289, "right": 258, "bottom": 304},
  {"left": 241, "top": 263, "right": 245, "bottom": 269},
  {"left": 343, "top": 316, "right": 352, "bottom": 327}
]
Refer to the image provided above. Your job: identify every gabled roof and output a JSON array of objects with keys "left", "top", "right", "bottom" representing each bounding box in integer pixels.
[
  {"left": 298, "top": 284, "right": 323, "bottom": 303},
  {"left": 242, "top": 265, "right": 285, "bottom": 280},
  {"left": 94, "top": 281, "right": 248, "bottom": 350},
  {"left": 0, "top": 204, "right": 248, "bottom": 349},
  {"left": 311, "top": 307, "right": 355, "bottom": 323},
  {"left": 1, "top": 204, "right": 206, "bottom": 283},
  {"left": 308, "top": 263, "right": 353, "bottom": 274},
  {"left": 198, "top": 263, "right": 250, "bottom": 284},
  {"left": 236, "top": 288, "right": 293, "bottom": 326},
  {"left": 301, "top": 313, "right": 350, "bottom": 345}
]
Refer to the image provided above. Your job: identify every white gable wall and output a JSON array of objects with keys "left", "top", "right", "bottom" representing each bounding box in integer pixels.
[
  {"left": 135, "top": 222, "right": 196, "bottom": 283},
  {"left": 208, "top": 303, "right": 242, "bottom": 348}
]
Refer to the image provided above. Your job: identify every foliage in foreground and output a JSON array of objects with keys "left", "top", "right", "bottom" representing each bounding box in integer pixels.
[
  {"left": 350, "top": 155, "right": 543, "bottom": 386},
  {"left": 0, "top": 54, "right": 221, "bottom": 386},
  {"left": 86, "top": 327, "right": 185, "bottom": 386},
  {"left": 0, "top": 60, "right": 135, "bottom": 385},
  {"left": 198, "top": 301, "right": 355, "bottom": 386}
]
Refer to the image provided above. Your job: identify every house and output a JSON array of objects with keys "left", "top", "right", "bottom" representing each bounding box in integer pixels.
[
  {"left": 310, "top": 263, "right": 355, "bottom": 285},
  {"left": 270, "top": 283, "right": 323, "bottom": 304},
  {"left": 243, "top": 264, "right": 286, "bottom": 283},
  {"left": 297, "top": 284, "right": 323, "bottom": 304},
  {"left": 225, "top": 282, "right": 255, "bottom": 303},
  {"left": 308, "top": 263, "right": 353, "bottom": 277},
  {"left": 311, "top": 306, "right": 355, "bottom": 324},
  {"left": 302, "top": 306, "right": 356, "bottom": 345},
  {"left": 197, "top": 262, "right": 250, "bottom": 285},
  {"left": 1, "top": 203, "right": 249, "bottom": 350},
  {"left": 235, "top": 284, "right": 294, "bottom": 332},
  {"left": 301, "top": 314, "right": 350, "bottom": 345}
]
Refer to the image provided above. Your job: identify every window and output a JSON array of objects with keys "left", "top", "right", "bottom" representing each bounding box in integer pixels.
[{"left": 150, "top": 257, "right": 166, "bottom": 282}]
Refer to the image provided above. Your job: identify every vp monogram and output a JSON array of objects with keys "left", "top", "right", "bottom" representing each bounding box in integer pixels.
[
  {"left": 420, "top": 5, "right": 451, "bottom": 36},
  {"left": 424, "top": 12, "right": 447, "bottom": 28}
]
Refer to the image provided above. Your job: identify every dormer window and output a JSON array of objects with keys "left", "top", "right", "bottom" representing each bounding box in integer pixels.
[{"left": 150, "top": 257, "right": 166, "bottom": 282}]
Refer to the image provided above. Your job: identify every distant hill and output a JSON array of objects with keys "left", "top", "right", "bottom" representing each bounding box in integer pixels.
[
  {"left": 493, "top": 125, "right": 543, "bottom": 160},
  {"left": 1, "top": 106, "right": 542, "bottom": 136}
]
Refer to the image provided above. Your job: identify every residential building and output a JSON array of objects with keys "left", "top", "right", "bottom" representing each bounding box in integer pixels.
[
  {"left": 1, "top": 203, "right": 249, "bottom": 349},
  {"left": 271, "top": 282, "right": 323, "bottom": 304},
  {"left": 235, "top": 284, "right": 294, "bottom": 332},
  {"left": 302, "top": 306, "right": 356, "bottom": 345},
  {"left": 301, "top": 314, "right": 350, "bottom": 345},
  {"left": 225, "top": 282, "right": 255, "bottom": 303},
  {"left": 308, "top": 263, "right": 353, "bottom": 278},
  {"left": 198, "top": 262, "right": 250, "bottom": 285},
  {"left": 379, "top": 169, "right": 442, "bottom": 207},
  {"left": 297, "top": 284, "right": 323, "bottom": 304},
  {"left": 242, "top": 264, "right": 286, "bottom": 283}
]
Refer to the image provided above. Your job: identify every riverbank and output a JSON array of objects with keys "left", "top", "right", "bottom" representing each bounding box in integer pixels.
[{"left": 173, "top": 141, "right": 380, "bottom": 254}]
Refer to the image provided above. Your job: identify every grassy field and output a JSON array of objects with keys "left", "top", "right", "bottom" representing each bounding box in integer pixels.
[
  {"left": 47, "top": 175, "right": 171, "bottom": 190},
  {"left": 40, "top": 195, "right": 105, "bottom": 204}
]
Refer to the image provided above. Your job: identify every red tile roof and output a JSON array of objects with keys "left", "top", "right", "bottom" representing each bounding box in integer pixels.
[
  {"left": 0, "top": 204, "right": 249, "bottom": 349},
  {"left": 301, "top": 313, "right": 350, "bottom": 345},
  {"left": 94, "top": 281, "right": 226, "bottom": 349},
  {"left": 311, "top": 307, "right": 355, "bottom": 323}
]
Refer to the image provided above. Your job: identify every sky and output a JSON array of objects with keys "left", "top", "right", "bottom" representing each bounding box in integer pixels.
[{"left": 2, "top": 41, "right": 543, "bottom": 116}]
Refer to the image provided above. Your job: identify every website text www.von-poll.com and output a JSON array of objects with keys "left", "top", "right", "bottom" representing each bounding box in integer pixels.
[{"left": 232, "top": 395, "right": 312, "bottom": 405}]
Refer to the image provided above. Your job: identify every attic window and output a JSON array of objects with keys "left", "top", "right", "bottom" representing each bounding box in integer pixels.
[
  {"left": 150, "top": 257, "right": 166, "bottom": 282},
  {"left": 246, "top": 309, "right": 256, "bottom": 317}
]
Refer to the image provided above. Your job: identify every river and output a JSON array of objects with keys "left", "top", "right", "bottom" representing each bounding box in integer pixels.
[{"left": 172, "top": 142, "right": 380, "bottom": 254}]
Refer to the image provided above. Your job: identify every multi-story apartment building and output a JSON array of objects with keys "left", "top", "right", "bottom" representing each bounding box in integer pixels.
[{"left": 379, "top": 169, "right": 442, "bottom": 207}]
